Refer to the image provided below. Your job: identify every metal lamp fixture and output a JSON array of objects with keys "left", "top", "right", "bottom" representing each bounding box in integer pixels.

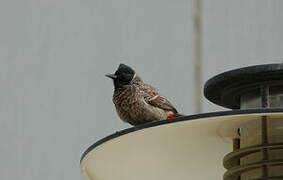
[{"left": 80, "top": 64, "right": 283, "bottom": 180}]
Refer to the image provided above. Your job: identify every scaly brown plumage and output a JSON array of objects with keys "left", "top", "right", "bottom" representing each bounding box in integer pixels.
[{"left": 106, "top": 64, "right": 182, "bottom": 125}]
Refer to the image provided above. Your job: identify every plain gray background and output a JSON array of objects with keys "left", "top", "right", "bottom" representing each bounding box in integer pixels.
[{"left": 1, "top": 0, "right": 283, "bottom": 179}]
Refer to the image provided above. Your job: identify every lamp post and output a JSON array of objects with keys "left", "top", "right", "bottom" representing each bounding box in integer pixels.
[{"left": 81, "top": 64, "right": 283, "bottom": 180}]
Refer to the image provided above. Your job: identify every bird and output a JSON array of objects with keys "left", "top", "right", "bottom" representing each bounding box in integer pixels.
[{"left": 106, "top": 63, "right": 182, "bottom": 126}]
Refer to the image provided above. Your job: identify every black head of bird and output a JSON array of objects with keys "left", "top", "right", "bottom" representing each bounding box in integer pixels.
[{"left": 105, "top": 64, "right": 135, "bottom": 89}]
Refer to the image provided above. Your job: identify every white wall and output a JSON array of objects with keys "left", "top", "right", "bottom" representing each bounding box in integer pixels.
[
  {"left": 1, "top": 0, "right": 283, "bottom": 180},
  {"left": 0, "top": 0, "right": 193, "bottom": 180}
]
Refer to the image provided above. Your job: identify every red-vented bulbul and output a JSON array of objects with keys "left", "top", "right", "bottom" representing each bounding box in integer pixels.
[{"left": 106, "top": 64, "right": 182, "bottom": 125}]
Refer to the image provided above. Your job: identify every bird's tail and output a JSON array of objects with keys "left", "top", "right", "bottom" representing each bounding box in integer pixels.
[{"left": 175, "top": 113, "right": 185, "bottom": 117}]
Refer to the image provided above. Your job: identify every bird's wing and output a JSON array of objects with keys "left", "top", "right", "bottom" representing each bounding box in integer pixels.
[
  {"left": 149, "top": 95, "right": 178, "bottom": 113},
  {"left": 141, "top": 84, "right": 178, "bottom": 113}
]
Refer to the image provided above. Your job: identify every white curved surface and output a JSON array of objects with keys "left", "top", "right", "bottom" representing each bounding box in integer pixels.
[{"left": 81, "top": 112, "right": 283, "bottom": 180}]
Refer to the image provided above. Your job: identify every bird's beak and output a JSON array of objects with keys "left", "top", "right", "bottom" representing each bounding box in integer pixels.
[{"left": 105, "top": 74, "right": 117, "bottom": 79}]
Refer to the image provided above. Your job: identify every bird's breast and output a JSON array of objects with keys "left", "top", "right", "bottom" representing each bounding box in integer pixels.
[{"left": 112, "top": 86, "right": 167, "bottom": 125}]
